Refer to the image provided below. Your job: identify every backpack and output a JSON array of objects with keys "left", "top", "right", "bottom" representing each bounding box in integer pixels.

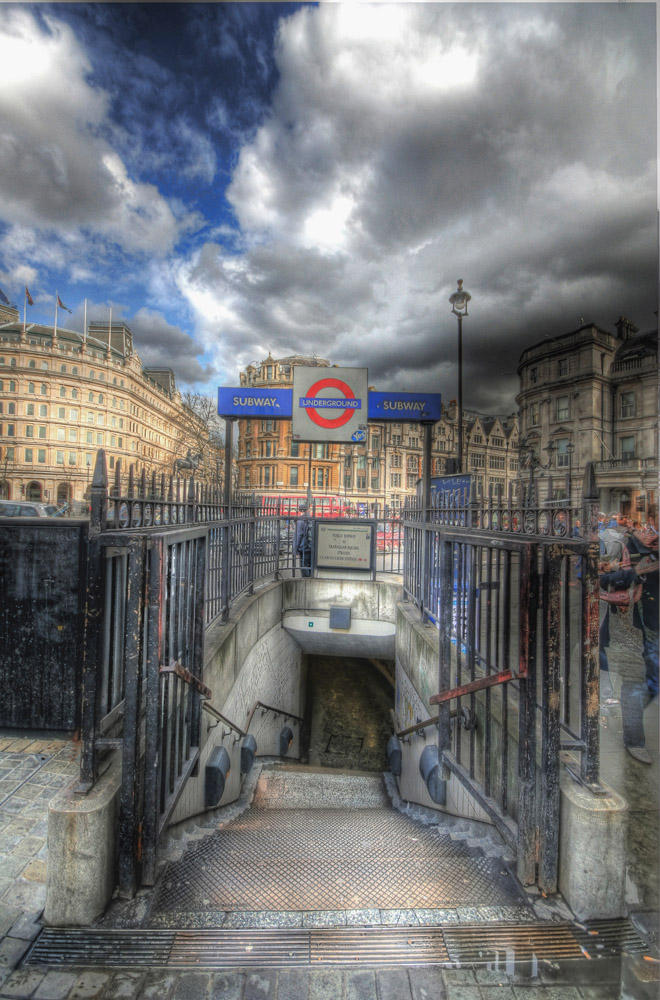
[{"left": 600, "top": 528, "right": 624, "bottom": 563}]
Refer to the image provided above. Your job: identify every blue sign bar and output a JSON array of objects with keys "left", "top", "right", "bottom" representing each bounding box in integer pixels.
[
  {"left": 218, "top": 387, "right": 441, "bottom": 422},
  {"left": 218, "top": 387, "right": 292, "bottom": 418},
  {"left": 368, "top": 392, "right": 442, "bottom": 422}
]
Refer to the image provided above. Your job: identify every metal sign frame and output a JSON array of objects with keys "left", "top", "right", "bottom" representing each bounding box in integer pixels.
[{"left": 292, "top": 367, "right": 368, "bottom": 443}]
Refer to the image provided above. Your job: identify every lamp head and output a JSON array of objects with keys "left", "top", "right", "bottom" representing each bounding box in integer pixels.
[{"left": 449, "top": 279, "right": 471, "bottom": 316}]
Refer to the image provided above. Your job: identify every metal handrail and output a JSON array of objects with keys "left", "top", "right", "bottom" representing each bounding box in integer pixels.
[
  {"left": 201, "top": 701, "right": 247, "bottom": 739},
  {"left": 245, "top": 700, "right": 304, "bottom": 732}
]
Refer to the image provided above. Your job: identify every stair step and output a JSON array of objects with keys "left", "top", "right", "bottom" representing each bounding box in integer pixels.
[{"left": 253, "top": 766, "right": 388, "bottom": 810}]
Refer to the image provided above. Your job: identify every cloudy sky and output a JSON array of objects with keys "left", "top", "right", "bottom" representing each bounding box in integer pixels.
[{"left": 0, "top": 2, "right": 656, "bottom": 412}]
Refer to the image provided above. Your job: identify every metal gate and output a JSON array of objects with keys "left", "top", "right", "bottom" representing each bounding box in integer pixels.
[{"left": 0, "top": 520, "right": 86, "bottom": 730}]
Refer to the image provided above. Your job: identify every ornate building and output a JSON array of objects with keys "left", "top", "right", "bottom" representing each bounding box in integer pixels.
[
  {"left": 236, "top": 353, "right": 519, "bottom": 511},
  {"left": 0, "top": 303, "right": 217, "bottom": 507},
  {"left": 516, "top": 317, "right": 658, "bottom": 517}
]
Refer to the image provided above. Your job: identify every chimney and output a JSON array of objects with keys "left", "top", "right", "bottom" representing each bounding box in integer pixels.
[{"left": 615, "top": 316, "right": 638, "bottom": 340}]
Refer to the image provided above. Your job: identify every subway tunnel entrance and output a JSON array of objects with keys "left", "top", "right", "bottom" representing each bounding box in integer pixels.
[{"left": 300, "top": 655, "right": 394, "bottom": 772}]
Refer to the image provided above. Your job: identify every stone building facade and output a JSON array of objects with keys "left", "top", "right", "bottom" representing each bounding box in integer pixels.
[
  {"left": 516, "top": 317, "right": 658, "bottom": 517},
  {"left": 0, "top": 303, "right": 214, "bottom": 507}
]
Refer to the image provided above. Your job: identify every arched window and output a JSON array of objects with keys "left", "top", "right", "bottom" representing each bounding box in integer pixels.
[
  {"left": 9, "top": 358, "right": 16, "bottom": 367},
  {"left": 7, "top": 402, "right": 15, "bottom": 415},
  {"left": 41, "top": 362, "right": 48, "bottom": 370},
  {"left": 26, "top": 404, "right": 34, "bottom": 416},
  {"left": 98, "top": 394, "right": 104, "bottom": 404},
  {"left": 0, "top": 358, "right": 4, "bottom": 366},
  {"left": 28, "top": 360, "right": 36, "bottom": 369},
  {"left": 59, "top": 387, "right": 66, "bottom": 397},
  {"left": 60, "top": 364, "right": 67, "bottom": 372},
  {"left": 39, "top": 405, "right": 47, "bottom": 417},
  {"left": 89, "top": 371, "right": 95, "bottom": 378},
  {"left": 72, "top": 367, "right": 79, "bottom": 375},
  {"left": 71, "top": 388, "right": 78, "bottom": 399},
  {"left": 28, "top": 382, "right": 35, "bottom": 394},
  {"left": 9, "top": 381, "right": 15, "bottom": 392},
  {"left": 40, "top": 384, "right": 47, "bottom": 395}
]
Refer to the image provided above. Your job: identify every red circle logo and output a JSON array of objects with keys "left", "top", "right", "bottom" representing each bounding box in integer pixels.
[{"left": 304, "top": 377, "right": 357, "bottom": 428}]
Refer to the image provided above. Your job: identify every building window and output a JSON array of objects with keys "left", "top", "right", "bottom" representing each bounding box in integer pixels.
[
  {"left": 40, "top": 384, "right": 47, "bottom": 395},
  {"left": 556, "top": 438, "right": 570, "bottom": 467},
  {"left": 69, "top": 409, "right": 78, "bottom": 420},
  {"left": 262, "top": 440, "right": 273, "bottom": 457},
  {"left": 24, "top": 449, "right": 33, "bottom": 462},
  {"left": 243, "top": 470, "right": 250, "bottom": 487},
  {"left": 71, "top": 388, "right": 78, "bottom": 399},
  {"left": 28, "top": 382, "right": 35, "bottom": 394},
  {"left": 472, "top": 454, "right": 485, "bottom": 468},
  {"left": 86, "top": 431, "right": 93, "bottom": 444},
  {"left": 390, "top": 473, "right": 401, "bottom": 487},
  {"left": 557, "top": 358, "right": 568, "bottom": 377},
  {"left": 37, "top": 449, "right": 45, "bottom": 464},
  {"left": 620, "top": 391, "right": 635, "bottom": 418},
  {"left": 620, "top": 436, "right": 635, "bottom": 460},
  {"left": 38, "top": 427, "right": 46, "bottom": 439},
  {"left": 26, "top": 404, "right": 34, "bottom": 416},
  {"left": 57, "top": 407, "right": 65, "bottom": 419},
  {"left": 530, "top": 367, "right": 538, "bottom": 384},
  {"left": 56, "top": 428, "right": 65, "bottom": 441},
  {"left": 261, "top": 420, "right": 274, "bottom": 432},
  {"left": 291, "top": 441, "right": 299, "bottom": 457},
  {"left": 39, "top": 405, "right": 47, "bottom": 417},
  {"left": 391, "top": 453, "right": 401, "bottom": 468},
  {"left": 556, "top": 396, "right": 569, "bottom": 421},
  {"left": 28, "top": 360, "right": 35, "bottom": 369},
  {"left": 489, "top": 455, "right": 505, "bottom": 470},
  {"left": 530, "top": 403, "right": 540, "bottom": 426},
  {"left": 7, "top": 424, "right": 14, "bottom": 437},
  {"left": 59, "top": 387, "right": 66, "bottom": 397},
  {"left": 7, "top": 402, "right": 14, "bottom": 415},
  {"left": 96, "top": 433, "right": 103, "bottom": 445},
  {"left": 290, "top": 467, "right": 299, "bottom": 486},
  {"left": 85, "top": 454, "right": 92, "bottom": 466},
  {"left": 25, "top": 425, "right": 34, "bottom": 438},
  {"left": 357, "top": 476, "right": 366, "bottom": 489},
  {"left": 69, "top": 429, "right": 77, "bottom": 442},
  {"left": 372, "top": 435, "right": 380, "bottom": 451},
  {"left": 88, "top": 392, "right": 94, "bottom": 402}
]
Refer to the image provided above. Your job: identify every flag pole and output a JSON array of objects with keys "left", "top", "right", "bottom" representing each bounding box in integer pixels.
[
  {"left": 23, "top": 290, "right": 26, "bottom": 333},
  {"left": 54, "top": 290, "right": 58, "bottom": 341},
  {"left": 107, "top": 307, "right": 112, "bottom": 359},
  {"left": 83, "top": 298, "right": 87, "bottom": 347}
]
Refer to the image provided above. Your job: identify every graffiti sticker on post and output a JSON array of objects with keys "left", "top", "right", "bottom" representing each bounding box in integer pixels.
[{"left": 292, "top": 367, "right": 368, "bottom": 442}]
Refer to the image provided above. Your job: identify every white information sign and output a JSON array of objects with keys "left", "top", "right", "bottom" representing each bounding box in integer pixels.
[
  {"left": 316, "top": 523, "right": 373, "bottom": 571},
  {"left": 292, "top": 367, "right": 368, "bottom": 443}
]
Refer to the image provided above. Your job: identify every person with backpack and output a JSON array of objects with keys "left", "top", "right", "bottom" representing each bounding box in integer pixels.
[{"left": 295, "top": 504, "right": 313, "bottom": 577}]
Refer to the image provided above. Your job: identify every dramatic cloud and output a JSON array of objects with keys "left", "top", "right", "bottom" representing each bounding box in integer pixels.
[
  {"left": 0, "top": 8, "right": 199, "bottom": 255},
  {"left": 179, "top": 3, "right": 656, "bottom": 407},
  {"left": 1, "top": 4, "right": 656, "bottom": 408}
]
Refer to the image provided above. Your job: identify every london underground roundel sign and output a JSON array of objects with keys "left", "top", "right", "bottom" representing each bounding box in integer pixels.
[{"left": 292, "top": 367, "right": 368, "bottom": 442}]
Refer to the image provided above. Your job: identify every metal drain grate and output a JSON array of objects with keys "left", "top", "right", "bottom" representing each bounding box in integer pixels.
[
  {"left": 155, "top": 808, "right": 524, "bottom": 914},
  {"left": 574, "top": 919, "right": 650, "bottom": 957},
  {"left": 26, "top": 921, "right": 645, "bottom": 970},
  {"left": 27, "top": 929, "right": 176, "bottom": 967},
  {"left": 443, "top": 922, "right": 584, "bottom": 964}
]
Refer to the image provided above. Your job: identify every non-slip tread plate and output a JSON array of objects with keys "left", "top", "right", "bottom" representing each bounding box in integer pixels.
[{"left": 154, "top": 808, "right": 524, "bottom": 913}]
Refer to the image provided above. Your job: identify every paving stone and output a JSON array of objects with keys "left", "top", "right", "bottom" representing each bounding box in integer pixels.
[
  {"left": 442, "top": 970, "right": 478, "bottom": 984},
  {"left": 577, "top": 989, "right": 619, "bottom": 1000},
  {"left": 69, "top": 971, "right": 111, "bottom": 999},
  {"left": 480, "top": 988, "right": 516, "bottom": 1000},
  {"left": 0, "top": 937, "right": 30, "bottom": 970},
  {"left": 7, "top": 913, "right": 41, "bottom": 941},
  {"left": 0, "top": 908, "right": 22, "bottom": 937},
  {"left": 409, "top": 966, "right": 448, "bottom": 999},
  {"left": 171, "top": 973, "right": 211, "bottom": 1000},
  {"left": 0, "top": 968, "right": 45, "bottom": 997},
  {"left": 309, "top": 969, "right": 343, "bottom": 1000},
  {"left": 375, "top": 967, "right": 411, "bottom": 1000},
  {"left": 242, "top": 971, "right": 276, "bottom": 1000},
  {"left": 442, "top": 986, "right": 482, "bottom": 1000},
  {"left": 20, "top": 862, "right": 47, "bottom": 884},
  {"left": 476, "top": 968, "right": 515, "bottom": 985},
  {"left": 1, "top": 882, "right": 47, "bottom": 912},
  {"left": 135, "top": 971, "right": 178, "bottom": 1000},
  {"left": 267, "top": 969, "right": 307, "bottom": 1000},
  {"left": 33, "top": 972, "right": 78, "bottom": 1000},
  {"left": 207, "top": 971, "right": 244, "bottom": 1000},
  {"left": 11, "top": 838, "right": 45, "bottom": 859},
  {"left": 0, "top": 860, "right": 28, "bottom": 881},
  {"left": 512, "top": 989, "right": 581, "bottom": 999},
  {"left": 99, "top": 971, "right": 146, "bottom": 998},
  {"left": 345, "top": 969, "right": 378, "bottom": 1000}
]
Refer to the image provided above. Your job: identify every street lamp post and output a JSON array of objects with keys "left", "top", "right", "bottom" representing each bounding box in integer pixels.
[
  {"left": 565, "top": 442, "right": 575, "bottom": 504},
  {"left": 449, "top": 280, "right": 471, "bottom": 474},
  {"left": 519, "top": 437, "right": 556, "bottom": 506}
]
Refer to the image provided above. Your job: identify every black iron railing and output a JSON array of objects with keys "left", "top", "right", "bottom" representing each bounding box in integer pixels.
[{"left": 77, "top": 449, "right": 601, "bottom": 899}]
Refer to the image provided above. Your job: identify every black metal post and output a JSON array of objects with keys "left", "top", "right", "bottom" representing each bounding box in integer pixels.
[
  {"left": 419, "top": 422, "right": 433, "bottom": 622},
  {"left": 457, "top": 312, "right": 463, "bottom": 474}
]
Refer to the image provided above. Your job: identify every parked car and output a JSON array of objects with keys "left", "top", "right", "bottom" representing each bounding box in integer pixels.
[{"left": 0, "top": 501, "right": 61, "bottom": 518}]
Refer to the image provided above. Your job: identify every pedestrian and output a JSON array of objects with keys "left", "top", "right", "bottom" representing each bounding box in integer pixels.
[
  {"left": 600, "top": 521, "right": 658, "bottom": 764},
  {"left": 295, "top": 503, "right": 313, "bottom": 577}
]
